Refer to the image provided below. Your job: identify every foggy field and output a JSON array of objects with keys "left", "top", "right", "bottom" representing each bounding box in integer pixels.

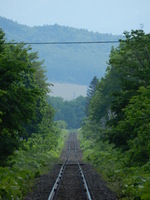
[{"left": 50, "top": 82, "right": 87, "bottom": 100}]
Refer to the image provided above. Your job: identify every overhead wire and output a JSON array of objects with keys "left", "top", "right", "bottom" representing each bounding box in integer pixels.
[{"left": 5, "top": 40, "right": 120, "bottom": 45}]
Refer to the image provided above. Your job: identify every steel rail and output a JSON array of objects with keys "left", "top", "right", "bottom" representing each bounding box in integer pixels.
[
  {"left": 73, "top": 132, "right": 92, "bottom": 200},
  {"left": 77, "top": 161, "right": 92, "bottom": 200},
  {"left": 47, "top": 133, "right": 92, "bottom": 200},
  {"left": 47, "top": 135, "right": 71, "bottom": 200},
  {"left": 47, "top": 159, "right": 68, "bottom": 200}
]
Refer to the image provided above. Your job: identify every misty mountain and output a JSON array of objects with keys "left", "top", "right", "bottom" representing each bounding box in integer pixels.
[{"left": 0, "top": 16, "right": 121, "bottom": 85}]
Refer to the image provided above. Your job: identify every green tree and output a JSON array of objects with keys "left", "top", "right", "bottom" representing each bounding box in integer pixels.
[
  {"left": 86, "top": 76, "right": 98, "bottom": 116},
  {"left": 88, "top": 65, "right": 121, "bottom": 125},
  {"left": 82, "top": 29, "right": 150, "bottom": 157},
  {"left": 107, "top": 30, "right": 150, "bottom": 147},
  {"left": 23, "top": 52, "right": 54, "bottom": 137},
  {"left": 48, "top": 96, "right": 86, "bottom": 128},
  {"left": 0, "top": 29, "right": 54, "bottom": 162},
  {"left": 116, "top": 86, "right": 150, "bottom": 164},
  {"left": 81, "top": 30, "right": 150, "bottom": 199}
]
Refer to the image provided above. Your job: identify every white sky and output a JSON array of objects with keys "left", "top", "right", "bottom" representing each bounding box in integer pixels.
[{"left": 0, "top": 0, "right": 149, "bottom": 35}]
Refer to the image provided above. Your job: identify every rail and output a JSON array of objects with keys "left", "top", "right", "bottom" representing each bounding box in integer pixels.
[
  {"left": 47, "top": 159, "right": 68, "bottom": 200},
  {"left": 47, "top": 133, "right": 92, "bottom": 200}
]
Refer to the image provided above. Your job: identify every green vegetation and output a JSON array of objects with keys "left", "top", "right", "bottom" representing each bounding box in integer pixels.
[
  {"left": 1, "top": 23, "right": 150, "bottom": 199},
  {"left": 85, "top": 76, "right": 99, "bottom": 115},
  {"left": 80, "top": 30, "right": 150, "bottom": 199},
  {"left": 79, "top": 133, "right": 150, "bottom": 200},
  {"left": 48, "top": 96, "right": 86, "bottom": 128},
  {"left": 0, "top": 129, "right": 68, "bottom": 200},
  {"left": 0, "top": 16, "right": 121, "bottom": 85},
  {"left": 0, "top": 28, "right": 68, "bottom": 199},
  {"left": 0, "top": 28, "right": 53, "bottom": 162}
]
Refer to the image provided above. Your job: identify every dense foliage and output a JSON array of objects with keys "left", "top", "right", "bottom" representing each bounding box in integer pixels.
[
  {"left": 0, "top": 16, "right": 121, "bottom": 85},
  {"left": 0, "top": 28, "right": 54, "bottom": 164},
  {"left": 0, "top": 129, "right": 68, "bottom": 199},
  {"left": 0, "top": 28, "right": 69, "bottom": 199},
  {"left": 81, "top": 30, "right": 150, "bottom": 199},
  {"left": 48, "top": 96, "right": 86, "bottom": 128}
]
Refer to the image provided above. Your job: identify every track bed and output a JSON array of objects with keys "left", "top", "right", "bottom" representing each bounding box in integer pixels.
[
  {"left": 24, "top": 132, "right": 117, "bottom": 200},
  {"left": 55, "top": 164, "right": 86, "bottom": 200}
]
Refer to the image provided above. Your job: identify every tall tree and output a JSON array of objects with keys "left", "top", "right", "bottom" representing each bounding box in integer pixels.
[
  {"left": 107, "top": 30, "right": 150, "bottom": 147},
  {"left": 82, "top": 30, "right": 150, "bottom": 154},
  {"left": 115, "top": 86, "right": 150, "bottom": 164},
  {"left": 0, "top": 29, "right": 54, "bottom": 162},
  {"left": 86, "top": 76, "right": 98, "bottom": 116},
  {"left": 48, "top": 96, "right": 86, "bottom": 128}
]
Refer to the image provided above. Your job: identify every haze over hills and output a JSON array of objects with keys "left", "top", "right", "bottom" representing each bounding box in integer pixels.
[{"left": 0, "top": 16, "right": 122, "bottom": 86}]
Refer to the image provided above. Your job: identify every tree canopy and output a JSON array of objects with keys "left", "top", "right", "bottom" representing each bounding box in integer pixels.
[
  {"left": 0, "top": 29, "right": 54, "bottom": 163},
  {"left": 81, "top": 30, "right": 150, "bottom": 199},
  {"left": 83, "top": 29, "right": 150, "bottom": 164},
  {"left": 48, "top": 96, "right": 86, "bottom": 129}
]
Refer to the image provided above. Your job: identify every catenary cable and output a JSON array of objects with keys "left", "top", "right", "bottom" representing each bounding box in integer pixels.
[{"left": 5, "top": 40, "right": 121, "bottom": 45}]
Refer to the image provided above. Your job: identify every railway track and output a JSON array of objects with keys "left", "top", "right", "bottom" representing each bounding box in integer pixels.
[
  {"left": 24, "top": 132, "right": 117, "bottom": 200},
  {"left": 47, "top": 132, "right": 92, "bottom": 200}
]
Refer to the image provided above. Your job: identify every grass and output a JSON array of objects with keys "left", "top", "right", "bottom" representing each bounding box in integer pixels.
[{"left": 0, "top": 129, "right": 68, "bottom": 200}]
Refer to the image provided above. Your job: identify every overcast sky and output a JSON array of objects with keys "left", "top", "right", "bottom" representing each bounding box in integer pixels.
[{"left": 0, "top": 0, "right": 149, "bottom": 35}]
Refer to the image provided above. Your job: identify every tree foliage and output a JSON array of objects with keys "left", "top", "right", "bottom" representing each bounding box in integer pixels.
[
  {"left": 81, "top": 30, "right": 150, "bottom": 199},
  {"left": 0, "top": 129, "right": 67, "bottom": 199},
  {"left": 84, "top": 30, "right": 150, "bottom": 152},
  {"left": 86, "top": 76, "right": 98, "bottom": 116},
  {"left": 0, "top": 29, "right": 54, "bottom": 163},
  {"left": 48, "top": 96, "right": 86, "bottom": 128},
  {"left": 116, "top": 86, "right": 150, "bottom": 164}
]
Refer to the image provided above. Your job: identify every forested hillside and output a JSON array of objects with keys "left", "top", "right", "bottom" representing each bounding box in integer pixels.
[
  {"left": 0, "top": 16, "right": 121, "bottom": 85},
  {"left": 80, "top": 30, "right": 150, "bottom": 199}
]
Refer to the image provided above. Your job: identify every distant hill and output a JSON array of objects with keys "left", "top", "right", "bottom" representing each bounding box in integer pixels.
[{"left": 0, "top": 16, "right": 121, "bottom": 85}]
